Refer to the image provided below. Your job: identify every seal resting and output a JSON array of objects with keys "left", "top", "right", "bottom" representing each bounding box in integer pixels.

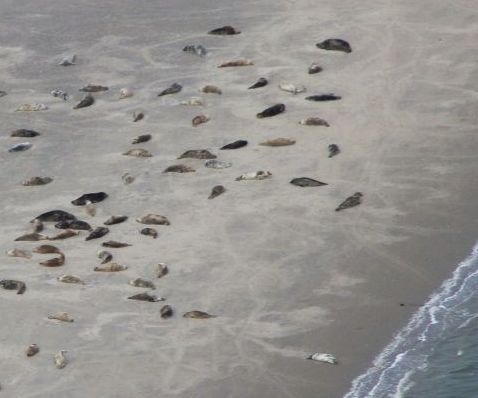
[
  {"left": 201, "top": 85, "right": 221, "bottom": 94},
  {"left": 316, "top": 39, "right": 352, "bottom": 53},
  {"left": 73, "top": 94, "right": 94, "bottom": 109},
  {"left": 192, "top": 114, "right": 210, "bottom": 127},
  {"left": 129, "top": 278, "right": 155, "bottom": 289},
  {"left": 97, "top": 250, "right": 113, "bottom": 264},
  {"left": 156, "top": 263, "right": 169, "bottom": 278},
  {"left": 54, "top": 350, "right": 68, "bottom": 369},
  {"left": 208, "top": 26, "right": 240, "bottom": 35},
  {"left": 235, "top": 171, "right": 272, "bottom": 181},
  {"left": 259, "top": 138, "right": 295, "bottom": 147},
  {"left": 256, "top": 104, "right": 285, "bottom": 118},
  {"left": 209, "top": 185, "right": 226, "bottom": 199},
  {"left": 119, "top": 88, "right": 133, "bottom": 99},
  {"left": 308, "top": 63, "right": 323, "bottom": 74},
  {"left": 85, "top": 227, "right": 109, "bottom": 241},
  {"left": 7, "top": 249, "right": 32, "bottom": 259},
  {"left": 16, "top": 104, "right": 48, "bottom": 111},
  {"left": 123, "top": 148, "right": 152, "bottom": 157},
  {"left": 11, "top": 129, "right": 40, "bottom": 137},
  {"left": 218, "top": 59, "right": 253, "bottom": 67},
  {"left": 102, "top": 241, "right": 131, "bottom": 248},
  {"left": 178, "top": 149, "right": 216, "bottom": 160},
  {"left": 128, "top": 293, "right": 164, "bottom": 302},
  {"left": 306, "top": 94, "right": 341, "bottom": 102},
  {"left": 183, "top": 311, "right": 216, "bottom": 319},
  {"left": 299, "top": 117, "right": 329, "bottom": 127},
  {"left": 183, "top": 44, "right": 207, "bottom": 57},
  {"left": 328, "top": 144, "right": 340, "bottom": 158},
  {"left": 158, "top": 83, "right": 182, "bottom": 96},
  {"left": 290, "top": 177, "right": 327, "bottom": 187},
  {"left": 15, "top": 232, "right": 47, "bottom": 241},
  {"left": 140, "top": 228, "right": 158, "bottom": 239},
  {"left": 307, "top": 353, "right": 338, "bottom": 364},
  {"left": 248, "top": 77, "right": 268, "bottom": 89},
  {"left": 279, "top": 83, "right": 306, "bottom": 94},
  {"left": 0, "top": 279, "right": 26, "bottom": 294},
  {"left": 72, "top": 192, "right": 108, "bottom": 206},
  {"left": 180, "top": 97, "right": 203, "bottom": 106},
  {"left": 22, "top": 177, "right": 53, "bottom": 186},
  {"left": 122, "top": 173, "right": 135, "bottom": 185},
  {"left": 220, "top": 140, "right": 247, "bottom": 150},
  {"left": 33, "top": 244, "right": 62, "bottom": 254},
  {"left": 161, "top": 305, "right": 173, "bottom": 319},
  {"left": 48, "top": 229, "right": 79, "bottom": 240},
  {"left": 336, "top": 192, "right": 363, "bottom": 211},
  {"left": 25, "top": 344, "right": 40, "bottom": 357},
  {"left": 104, "top": 215, "right": 128, "bottom": 225},
  {"left": 55, "top": 220, "right": 91, "bottom": 230},
  {"left": 59, "top": 54, "right": 76, "bottom": 65},
  {"left": 32, "top": 210, "right": 76, "bottom": 223},
  {"left": 204, "top": 160, "right": 232, "bottom": 169},
  {"left": 51, "top": 89, "right": 68, "bottom": 101},
  {"left": 9, "top": 142, "right": 32, "bottom": 152},
  {"left": 133, "top": 112, "right": 144, "bottom": 122},
  {"left": 79, "top": 84, "right": 108, "bottom": 92},
  {"left": 163, "top": 164, "right": 195, "bottom": 173},
  {"left": 48, "top": 312, "right": 74, "bottom": 322},
  {"left": 94, "top": 262, "right": 127, "bottom": 272},
  {"left": 57, "top": 275, "right": 85, "bottom": 284},
  {"left": 132, "top": 134, "right": 152, "bottom": 144},
  {"left": 137, "top": 214, "right": 170, "bottom": 225}
]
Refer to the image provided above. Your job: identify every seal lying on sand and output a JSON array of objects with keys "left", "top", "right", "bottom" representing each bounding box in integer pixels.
[
  {"left": 79, "top": 84, "right": 108, "bottom": 92},
  {"left": 308, "top": 63, "right": 323, "bottom": 74},
  {"left": 316, "top": 39, "right": 352, "bottom": 53},
  {"left": 48, "top": 230, "right": 78, "bottom": 240},
  {"left": 119, "top": 88, "right": 133, "bottom": 99},
  {"left": 156, "top": 263, "right": 169, "bottom": 278},
  {"left": 102, "top": 241, "right": 131, "bottom": 248},
  {"left": 25, "top": 344, "right": 40, "bottom": 357},
  {"left": 15, "top": 232, "right": 47, "bottom": 241},
  {"left": 218, "top": 59, "right": 253, "bottom": 67},
  {"left": 290, "top": 177, "right": 327, "bottom": 187},
  {"left": 257, "top": 104, "right": 285, "bottom": 118},
  {"left": 94, "top": 262, "right": 127, "bottom": 272},
  {"left": 51, "top": 89, "right": 68, "bottom": 101},
  {"left": 259, "top": 138, "right": 295, "bottom": 147},
  {"left": 248, "top": 77, "right": 268, "bottom": 89},
  {"left": 180, "top": 97, "right": 203, "bottom": 106},
  {"left": 163, "top": 164, "right": 195, "bottom": 173},
  {"left": 22, "top": 177, "right": 53, "bottom": 186},
  {"left": 133, "top": 112, "right": 144, "bottom": 122},
  {"left": 137, "top": 214, "right": 170, "bottom": 225},
  {"left": 299, "top": 117, "right": 329, "bottom": 126},
  {"left": 59, "top": 54, "right": 76, "bottom": 66},
  {"left": 55, "top": 220, "right": 91, "bottom": 230},
  {"left": 57, "top": 275, "right": 85, "bottom": 284},
  {"left": 192, "top": 114, "right": 210, "bottom": 127},
  {"left": 209, "top": 185, "right": 226, "bottom": 199},
  {"left": 73, "top": 94, "right": 94, "bottom": 109},
  {"left": 208, "top": 26, "right": 240, "bottom": 35},
  {"left": 178, "top": 149, "right": 216, "bottom": 160},
  {"left": 183, "top": 44, "right": 207, "bottom": 57},
  {"left": 235, "top": 171, "right": 272, "bottom": 181},
  {"left": 16, "top": 104, "right": 48, "bottom": 111},
  {"left": 0, "top": 279, "right": 26, "bottom": 294},
  {"left": 306, "top": 94, "right": 341, "bottom": 101},
  {"left": 104, "top": 215, "right": 128, "bottom": 225},
  {"left": 158, "top": 83, "right": 182, "bottom": 96},
  {"left": 328, "top": 144, "right": 340, "bottom": 158},
  {"left": 132, "top": 134, "right": 151, "bottom": 144},
  {"left": 9, "top": 142, "right": 32, "bottom": 152},
  {"left": 220, "top": 140, "right": 247, "bottom": 150},
  {"left": 11, "top": 129, "right": 40, "bottom": 137},
  {"left": 54, "top": 350, "right": 68, "bottom": 369},
  {"left": 279, "top": 83, "right": 306, "bottom": 94},
  {"left": 85, "top": 227, "right": 109, "bottom": 241},
  {"left": 72, "top": 192, "right": 108, "bottom": 206},
  {"left": 183, "top": 311, "right": 216, "bottom": 319},
  {"left": 33, "top": 210, "right": 76, "bottom": 223},
  {"left": 7, "top": 249, "right": 31, "bottom": 259},
  {"left": 97, "top": 250, "right": 113, "bottom": 264},
  {"left": 161, "top": 305, "right": 173, "bottom": 318},
  {"left": 48, "top": 312, "right": 74, "bottom": 322},
  {"left": 201, "top": 85, "right": 221, "bottom": 94},
  {"left": 128, "top": 293, "right": 164, "bottom": 302},
  {"left": 335, "top": 192, "right": 363, "bottom": 211},
  {"left": 129, "top": 278, "right": 155, "bottom": 289},
  {"left": 140, "top": 228, "right": 158, "bottom": 239},
  {"left": 204, "top": 160, "right": 232, "bottom": 169},
  {"left": 307, "top": 353, "right": 338, "bottom": 364},
  {"left": 123, "top": 148, "right": 152, "bottom": 157}
]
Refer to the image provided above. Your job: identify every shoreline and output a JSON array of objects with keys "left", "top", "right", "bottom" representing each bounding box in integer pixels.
[{"left": 1, "top": 0, "right": 477, "bottom": 397}]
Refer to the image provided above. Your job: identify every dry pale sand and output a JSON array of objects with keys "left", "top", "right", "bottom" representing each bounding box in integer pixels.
[{"left": 1, "top": 0, "right": 477, "bottom": 397}]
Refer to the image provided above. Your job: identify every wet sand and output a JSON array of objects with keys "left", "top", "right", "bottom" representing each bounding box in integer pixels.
[{"left": 1, "top": 0, "right": 477, "bottom": 397}]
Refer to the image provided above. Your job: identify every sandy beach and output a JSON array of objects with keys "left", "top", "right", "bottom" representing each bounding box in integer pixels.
[{"left": 1, "top": 0, "right": 477, "bottom": 397}]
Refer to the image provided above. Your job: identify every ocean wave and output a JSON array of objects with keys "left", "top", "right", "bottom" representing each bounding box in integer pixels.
[{"left": 343, "top": 241, "right": 478, "bottom": 398}]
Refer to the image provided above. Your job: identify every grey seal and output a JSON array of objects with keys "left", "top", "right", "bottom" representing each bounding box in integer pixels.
[
  {"left": 290, "top": 178, "right": 328, "bottom": 187},
  {"left": 209, "top": 185, "right": 226, "bottom": 199},
  {"left": 73, "top": 94, "right": 94, "bottom": 109},
  {"left": 10, "top": 129, "right": 40, "bottom": 137},
  {"left": 335, "top": 192, "right": 363, "bottom": 211},
  {"left": 85, "top": 227, "right": 109, "bottom": 241},
  {"left": 316, "top": 39, "right": 352, "bottom": 53},
  {"left": 328, "top": 144, "right": 340, "bottom": 158},
  {"left": 208, "top": 26, "right": 240, "bottom": 35},
  {"left": 0, "top": 279, "right": 26, "bottom": 294},
  {"left": 71, "top": 192, "right": 108, "bottom": 206},
  {"left": 248, "top": 77, "right": 268, "bottom": 89},
  {"left": 256, "top": 104, "right": 285, "bottom": 118}
]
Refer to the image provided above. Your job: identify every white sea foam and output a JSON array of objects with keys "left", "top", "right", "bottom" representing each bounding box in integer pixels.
[{"left": 344, "top": 241, "right": 478, "bottom": 398}]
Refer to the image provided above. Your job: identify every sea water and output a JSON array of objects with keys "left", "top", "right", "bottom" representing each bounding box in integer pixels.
[{"left": 344, "top": 242, "right": 478, "bottom": 398}]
